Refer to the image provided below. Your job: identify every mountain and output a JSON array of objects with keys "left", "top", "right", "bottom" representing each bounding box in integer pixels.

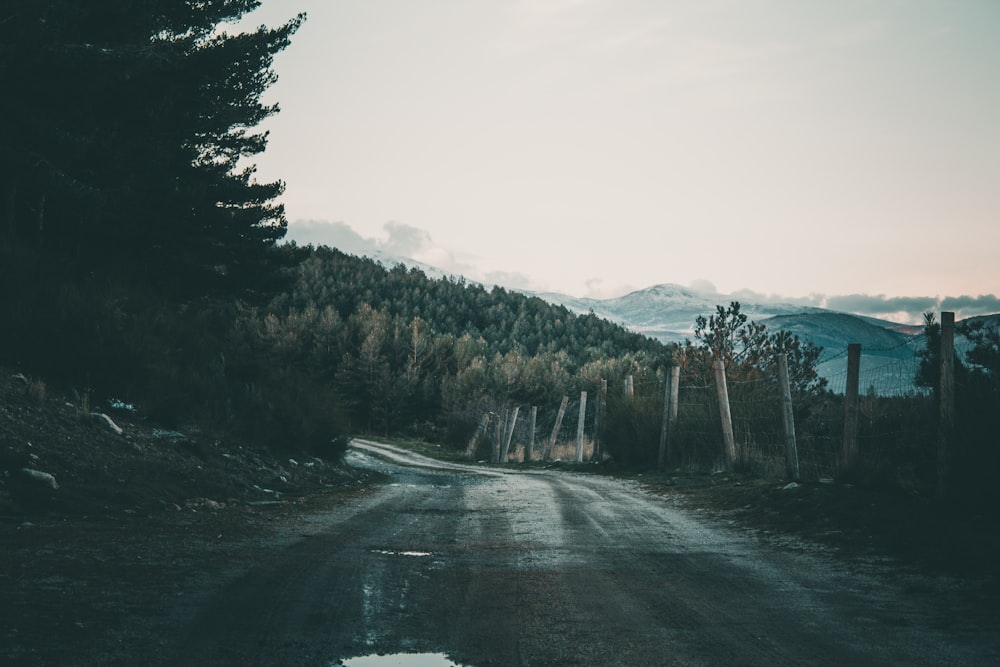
[
  {"left": 759, "top": 311, "right": 916, "bottom": 361},
  {"left": 963, "top": 313, "right": 1000, "bottom": 330},
  {"left": 529, "top": 284, "right": 926, "bottom": 395},
  {"left": 758, "top": 312, "right": 921, "bottom": 395},
  {"left": 531, "top": 284, "right": 838, "bottom": 344},
  {"left": 529, "top": 285, "right": 1000, "bottom": 395}
]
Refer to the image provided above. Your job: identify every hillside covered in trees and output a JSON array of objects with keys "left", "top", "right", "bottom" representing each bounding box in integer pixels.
[
  {"left": 0, "top": 1, "right": 679, "bottom": 463},
  {"left": 251, "top": 245, "right": 670, "bottom": 443},
  {"left": 3, "top": 236, "right": 674, "bottom": 457}
]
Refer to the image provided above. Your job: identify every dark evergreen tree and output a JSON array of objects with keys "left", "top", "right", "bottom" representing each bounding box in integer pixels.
[
  {"left": 684, "top": 301, "right": 826, "bottom": 394},
  {"left": 960, "top": 318, "right": 1000, "bottom": 383},
  {"left": 915, "top": 312, "right": 969, "bottom": 391},
  {"left": 0, "top": 0, "right": 302, "bottom": 293}
]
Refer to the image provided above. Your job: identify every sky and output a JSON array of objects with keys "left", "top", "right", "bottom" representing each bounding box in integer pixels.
[{"left": 235, "top": 0, "right": 999, "bottom": 323}]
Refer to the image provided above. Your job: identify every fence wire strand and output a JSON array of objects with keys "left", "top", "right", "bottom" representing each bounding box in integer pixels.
[{"left": 480, "top": 327, "right": 986, "bottom": 489}]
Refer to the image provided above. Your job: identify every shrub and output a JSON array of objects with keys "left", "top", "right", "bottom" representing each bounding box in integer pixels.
[
  {"left": 26, "top": 380, "right": 46, "bottom": 405},
  {"left": 602, "top": 391, "right": 663, "bottom": 468}
]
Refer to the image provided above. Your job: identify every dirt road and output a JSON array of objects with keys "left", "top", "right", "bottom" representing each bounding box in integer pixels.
[{"left": 145, "top": 440, "right": 996, "bottom": 665}]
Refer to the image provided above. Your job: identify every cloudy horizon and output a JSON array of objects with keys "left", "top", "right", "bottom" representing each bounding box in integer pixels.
[
  {"left": 237, "top": 1, "right": 999, "bottom": 324},
  {"left": 286, "top": 219, "right": 1000, "bottom": 325}
]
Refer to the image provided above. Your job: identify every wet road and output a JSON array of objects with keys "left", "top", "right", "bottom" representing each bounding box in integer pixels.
[{"left": 172, "top": 439, "right": 998, "bottom": 666}]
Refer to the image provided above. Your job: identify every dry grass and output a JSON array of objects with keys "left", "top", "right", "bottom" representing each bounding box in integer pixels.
[
  {"left": 25, "top": 379, "right": 46, "bottom": 405},
  {"left": 486, "top": 437, "right": 596, "bottom": 463}
]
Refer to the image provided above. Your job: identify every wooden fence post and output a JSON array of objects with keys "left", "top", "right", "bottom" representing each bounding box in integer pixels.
[
  {"left": 842, "top": 343, "right": 861, "bottom": 473},
  {"left": 938, "top": 312, "right": 955, "bottom": 498},
  {"left": 625, "top": 374, "right": 634, "bottom": 398},
  {"left": 500, "top": 406, "right": 519, "bottom": 463},
  {"left": 544, "top": 395, "right": 569, "bottom": 460},
  {"left": 658, "top": 366, "right": 680, "bottom": 469},
  {"left": 575, "top": 391, "right": 587, "bottom": 463},
  {"left": 777, "top": 354, "right": 800, "bottom": 481},
  {"left": 525, "top": 406, "right": 537, "bottom": 462},
  {"left": 713, "top": 359, "right": 737, "bottom": 470},
  {"left": 471, "top": 412, "right": 490, "bottom": 456},
  {"left": 592, "top": 379, "right": 607, "bottom": 462},
  {"left": 492, "top": 411, "right": 503, "bottom": 463},
  {"left": 658, "top": 375, "right": 670, "bottom": 469}
]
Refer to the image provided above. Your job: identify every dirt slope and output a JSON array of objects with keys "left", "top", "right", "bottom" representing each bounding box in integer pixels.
[
  {"left": 0, "top": 368, "right": 357, "bottom": 518},
  {"left": 0, "top": 367, "right": 371, "bottom": 665}
]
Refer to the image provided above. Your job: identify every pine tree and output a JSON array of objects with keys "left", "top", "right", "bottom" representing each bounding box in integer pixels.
[
  {"left": 688, "top": 302, "right": 826, "bottom": 394},
  {"left": 0, "top": 0, "right": 302, "bottom": 293}
]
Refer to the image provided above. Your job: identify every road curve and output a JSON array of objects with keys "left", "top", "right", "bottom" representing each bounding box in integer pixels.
[{"left": 167, "top": 439, "right": 997, "bottom": 666}]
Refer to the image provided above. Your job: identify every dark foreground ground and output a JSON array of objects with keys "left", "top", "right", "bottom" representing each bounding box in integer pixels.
[{"left": 2, "top": 371, "right": 998, "bottom": 664}]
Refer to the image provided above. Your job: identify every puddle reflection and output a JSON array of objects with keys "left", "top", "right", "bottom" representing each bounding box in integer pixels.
[
  {"left": 370, "top": 549, "right": 433, "bottom": 557},
  {"left": 334, "top": 652, "right": 464, "bottom": 666}
]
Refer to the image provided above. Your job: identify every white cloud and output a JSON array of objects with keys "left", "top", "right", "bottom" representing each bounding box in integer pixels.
[
  {"left": 284, "top": 220, "right": 378, "bottom": 255},
  {"left": 287, "top": 219, "right": 435, "bottom": 260},
  {"left": 284, "top": 220, "right": 999, "bottom": 325},
  {"left": 415, "top": 246, "right": 479, "bottom": 279},
  {"left": 286, "top": 218, "right": 483, "bottom": 282},
  {"left": 689, "top": 279, "right": 718, "bottom": 295},
  {"left": 483, "top": 270, "right": 542, "bottom": 292},
  {"left": 380, "top": 221, "right": 432, "bottom": 256},
  {"left": 584, "top": 278, "right": 638, "bottom": 299}
]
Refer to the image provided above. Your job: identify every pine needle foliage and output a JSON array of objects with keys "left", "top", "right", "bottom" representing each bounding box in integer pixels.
[{"left": 0, "top": 0, "right": 301, "bottom": 294}]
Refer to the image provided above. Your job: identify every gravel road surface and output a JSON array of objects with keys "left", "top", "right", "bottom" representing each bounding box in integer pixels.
[{"left": 147, "top": 439, "right": 998, "bottom": 666}]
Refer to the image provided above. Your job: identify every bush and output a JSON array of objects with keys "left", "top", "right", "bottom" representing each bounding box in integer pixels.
[
  {"left": 443, "top": 411, "right": 480, "bottom": 451},
  {"left": 602, "top": 391, "right": 663, "bottom": 468},
  {"left": 0, "top": 248, "right": 350, "bottom": 458},
  {"left": 233, "top": 371, "right": 348, "bottom": 459}
]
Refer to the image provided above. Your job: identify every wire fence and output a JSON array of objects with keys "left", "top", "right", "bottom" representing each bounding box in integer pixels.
[
  {"left": 471, "top": 315, "right": 998, "bottom": 499},
  {"left": 822, "top": 334, "right": 926, "bottom": 396},
  {"left": 482, "top": 341, "right": 936, "bottom": 485}
]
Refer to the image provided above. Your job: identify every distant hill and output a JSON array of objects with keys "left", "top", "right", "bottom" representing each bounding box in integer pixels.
[
  {"left": 529, "top": 284, "right": 928, "bottom": 394},
  {"left": 530, "top": 283, "right": 832, "bottom": 344},
  {"left": 528, "top": 283, "right": 902, "bottom": 353},
  {"left": 758, "top": 312, "right": 922, "bottom": 395},
  {"left": 963, "top": 313, "right": 1000, "bottom": 330},
  {"left": 529, "top": 285, "right": 1000, "bottom": 395}
]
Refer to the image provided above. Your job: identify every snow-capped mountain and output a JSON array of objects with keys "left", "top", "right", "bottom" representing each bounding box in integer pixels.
[
  {"left": 530, "top": 283, "right": 833, "bottom": 343},
  {"left": 529, "top": 284, "right": 929, "bottom": 394},
  {"left": 529, "top": 285, "right": 1000, "bottom": 395}
]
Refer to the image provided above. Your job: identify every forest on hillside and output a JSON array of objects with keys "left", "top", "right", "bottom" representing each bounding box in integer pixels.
[
  {"left": 224, "top": 244, "right": 679, "bottom": 450},
  {"left": 0, "top": 2, "right": 673, "bottom": 459},
  {"left": 2, "top": 236, "right": 674, "bottom": 454}
]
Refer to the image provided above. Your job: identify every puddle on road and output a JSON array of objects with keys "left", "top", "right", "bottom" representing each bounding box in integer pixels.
[
  {"left": 370, "top": 549, "right": 433, "bottom": 557},
  {"left": 333, "top": 652, "right": 465, "bottom": 666}
]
